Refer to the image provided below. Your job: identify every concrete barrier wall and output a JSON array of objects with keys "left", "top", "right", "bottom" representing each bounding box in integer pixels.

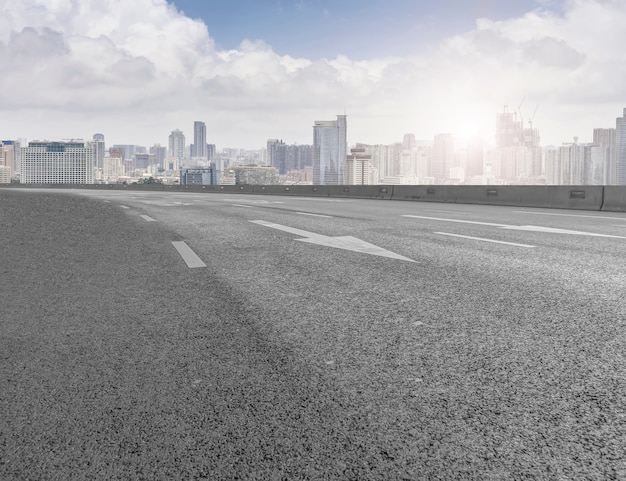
[
  {"left": 601, "top": 186, "right": 626, "bottom": 212},
  {"left": 547, "top": 186, "right": 604, "bottom": 211},
  {"left": 390, "top": 185, "right": 455, "bottom": 203},
  {"left": 325, "top": 185, "right": 392, "bottom": 199},
  {"left": 2, "top": 183, "right": 625, "bottom": 212},
  {"left": 454, "top": 186, "right": 552, "bottom": 208}
]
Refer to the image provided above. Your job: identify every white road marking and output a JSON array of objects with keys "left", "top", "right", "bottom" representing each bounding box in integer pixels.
[
  {"left": 102, "top": 200, "right": 110, "bottom": 203},
  {"left": 171, "top": 241, "right": 207, "bottom": 268},
  {"left": 500, "top": 225, "right": 626, "bottom": 239},
  {"left": 514, "top": 211, "right": 626, "bottom": 221},
  {"left": 404, "top": 214, "right": 626, "bottom": 239},
  {"left": 231, "top": 204, "right": 254, "bottom": 208},
  {"left": 435, "top": 232, "right": 535, "bottom": 248},
  {"left": 119, "top": 205, "right": 130, "bottom": 209},
  {"left": 140, "top": 215, "right": 156, "bottom": 222},
  {"left": 401, "top": 215, "right": 507, "bottom": 227},
  {"left": 296, "top": 212, "right": 333, "bottom": 218},
  {"left": 250, "top": 220, "right": 415, "bottom": 262}
]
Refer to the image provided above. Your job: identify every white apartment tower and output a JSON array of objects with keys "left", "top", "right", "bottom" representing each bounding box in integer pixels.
[
  {"left": 168, "top": 129, "right": 185, "bottom": 167},
  {"left": 346, "top": 148, "right": 372, "bottom": 185},
  {"left": 21, "top": 141, "right": 94, "bottom": 184},
  {"left": 313, "top": 115, "right": 347, "bottom": 185}
]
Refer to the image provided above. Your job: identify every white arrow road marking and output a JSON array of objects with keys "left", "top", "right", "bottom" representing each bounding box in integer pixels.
[
  {"left": 250, "top": 220, "right": 415, "bottom": 262},
  {"left": 403, "top": 215, "right": 626, "bottom": 239}
]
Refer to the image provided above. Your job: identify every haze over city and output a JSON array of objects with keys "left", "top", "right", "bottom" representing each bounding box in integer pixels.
[{"left": 2, "top": 0, "right": 626, "bottom": 149}]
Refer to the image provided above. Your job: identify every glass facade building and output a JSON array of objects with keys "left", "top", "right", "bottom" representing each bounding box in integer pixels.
[{"left": 313, "top": 115, "right": 347, "bottom": 185}]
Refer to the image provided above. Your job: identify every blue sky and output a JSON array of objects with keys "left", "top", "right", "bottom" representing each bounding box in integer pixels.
[
  {"left": 1, "top": 0, "right": 625, "bottom": 149},
  {"left": 172, "top": 0, "right": 547, "bottom": 59}
]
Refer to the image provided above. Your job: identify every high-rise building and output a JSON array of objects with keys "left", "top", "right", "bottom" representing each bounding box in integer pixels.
[
  {"left": 1, "top": 140, "right": 20, "bottom": 177},
  {"left": 191, "top": 121, "right": 207, "bottom": 159},
  {"left": 21, "top": 141, "right": 94, "bottom": 184},
  {"left": 593, "top": 128, "right": 616, "bottom": 184},
  {"left": 92, "top": 133, "right": 105, "bottom": 170},
  {"left": 313, "top": 115, "right": 347, "bottom": 185},
  {"left": 496, "top": 107, "right": 524, "bottom": 149},
  {"left": 150, "top": 144, "right": 167, "bottom": 170},
  {"left": 168, "top": 129, "right": 185, "bottom": 167},
  {"left": 615, "top": 108, "right": 626, "bottom": 185},
  {"left": 431, "top": 133, "right": 454, "bottom": 181},
  {"left": 346, "top": 148, "right": 372, "bottom": 185}
]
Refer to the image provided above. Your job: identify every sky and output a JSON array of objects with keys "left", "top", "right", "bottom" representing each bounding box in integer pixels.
[{"left": 1, "top": 0, "right": 625, "bottom": 150}]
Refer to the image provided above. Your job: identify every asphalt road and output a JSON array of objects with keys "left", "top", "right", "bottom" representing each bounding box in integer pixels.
[{"left": 2, "top": 188, "right": 626, "bottom": 480}]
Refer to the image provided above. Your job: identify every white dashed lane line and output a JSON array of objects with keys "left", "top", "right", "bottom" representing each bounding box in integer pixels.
[
  {"left": 119, "top": 205, "right": 130, "bottom": 209},
  {"left": 434, "top": 232, "right": 535, "bottom": 248},
  {"left": 296, "top": 212, "right": 333, "bottom": 218},
  {"left": 140, "top": 215, "right": 156, "bottom": 222},
  {"left": 171, "top": 241, "right": 207, "bottom": 268}
]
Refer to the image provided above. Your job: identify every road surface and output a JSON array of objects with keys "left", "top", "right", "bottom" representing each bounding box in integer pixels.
[{"left": 2, "top": 188, "right": 626, "bottom": 480}]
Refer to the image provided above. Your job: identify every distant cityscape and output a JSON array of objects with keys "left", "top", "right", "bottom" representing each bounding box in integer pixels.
[{"left": 1, "top": 106, "right": 625, "bottom": 186}]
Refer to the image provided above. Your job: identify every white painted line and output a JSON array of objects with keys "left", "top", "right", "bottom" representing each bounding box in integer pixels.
[
  {"left": 231, "top": 204, "right": 254, "bottom": 208},
  {"left": 435, "top": 232, "right": 536, "bottom": 248},
  {"left": 171, "top": 241, "right": 207, "bottom": 268},
  {"left": 140, "top": 215, "right": 156, "bottom": 222},
  {"left": 500, "top": 225, "right": 626, "bottom": 239},
  {"left": 119, "top": 205, "right": 130, "bottom": 209},
  {"left": 250, "top": 220, "right": 415, "bottom": 262},
  {"left": 514, "top": 211, "right": 626, "bottom": 221},
  {"left": 103, "top": 200, "right": 111, "bottom": 203},
  {"left": 403, "top": 214, "right": 626, "bottom": 239},
  {"left": 402, "top": 215, "right": 507, "bottom": 227},
  {"left": 296, "top": 212, "right": 333, "bottom": 218}
]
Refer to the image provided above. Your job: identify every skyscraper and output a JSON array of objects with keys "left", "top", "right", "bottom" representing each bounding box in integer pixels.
[
  {"left": 192, "top": 121, "right": 207, "bottom": 159},
  {"left": 21, "top": 141, "right": 94, "bottom": 184},
  {"left": 168, "top": 129, "right": 185, "bottom": 167},
  {"left": 431, "top": 133, "right": 454, "bottom": 181},
  {"left": 593, "top": 128, "right": 616, "bottom": 184},
  {"left": 615, "top": 108, "right": 626, "bottom": 185},
  {"left": 346, "top": 148, "right": 372, "bottom": 185},
  {"left": 92, "top": 133, "right": 105, "bottom": 170},
  {"left": 313, "top": 115, "right": 347, "bottom": 185}
]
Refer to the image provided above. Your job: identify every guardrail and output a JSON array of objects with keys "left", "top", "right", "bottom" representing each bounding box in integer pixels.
[{"left": 2, "top": 183, "right": 625, "bottom": 212}]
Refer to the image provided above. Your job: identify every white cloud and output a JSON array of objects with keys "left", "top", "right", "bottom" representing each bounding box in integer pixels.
[{"left": 0, "top": 0, "right": 625, "bottom": 147}]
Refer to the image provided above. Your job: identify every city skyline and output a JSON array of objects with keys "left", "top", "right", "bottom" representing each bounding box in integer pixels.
[{"left": 1, "top": 1, "right": 626, "bottom": 148}]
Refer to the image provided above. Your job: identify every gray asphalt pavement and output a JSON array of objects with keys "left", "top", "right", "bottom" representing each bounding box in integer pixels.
[{"left": 2, "top": 188, "right": 626, "bottom": 480}]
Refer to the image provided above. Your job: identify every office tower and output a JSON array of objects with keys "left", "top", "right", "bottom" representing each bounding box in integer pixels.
[
  {"left": 593, "top": 128, "right": 616, "bottom": 184},
  {"left": 1, "top": 141, "right": 18, "bottom": 182},
  {"left": 92, "top": 133, "right": 105, "bottom": 170},
  {"left": 431, "top": 133, "right": 454, "bottom": 181},
  {"left": 615, "top": 108, "right": 626, "bottom": 185},
  {"left": 191, "top": 121, "right": 207, "bottom": 159},
  {"left": 313, "top": 115, "right": 347, "bottom": 185},
  {"left": 168, "top": 129, "right": 185, "bottom": 167},
  {"left": 346, "top": 148, "right": 372, "bottom": 185},
  {"left": 21, "top": 141, "right": 94, "bottom": 184}
]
